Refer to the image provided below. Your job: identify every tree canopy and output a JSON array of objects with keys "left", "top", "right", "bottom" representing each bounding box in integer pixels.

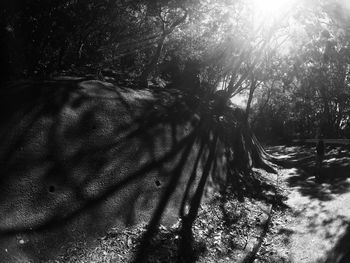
[
  {"left": 2, "top": 0, "right": 349, "bottom": 138},
  {"left": 2, "top": 1, "right": 350, "bottom": 261}
]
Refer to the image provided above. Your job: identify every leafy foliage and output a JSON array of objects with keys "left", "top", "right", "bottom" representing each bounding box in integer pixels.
[
  {"left": 251, "top": 0, "right": 350, "bottom": 139},
  {"left": 2, "top": 0, "right": 350, "bottom": 260}
]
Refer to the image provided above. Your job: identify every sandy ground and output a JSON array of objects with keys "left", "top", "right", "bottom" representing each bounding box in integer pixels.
[
  {"left": 283, "top": 168, "right": 350, "bottom": 262},
  {"left": 264, "top": 145, "right": 350, "bottom": 263}
]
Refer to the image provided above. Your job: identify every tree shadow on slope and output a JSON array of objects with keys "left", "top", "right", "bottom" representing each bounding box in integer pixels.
[
  {"left": 268, "top": 145, "right": 350, "bottom": 201},
  {"left": 0, "top": 80, "right": 278, "bottom": 262},
  {"left": 0, "top": 80, "right": 203, "bottom": 262}
]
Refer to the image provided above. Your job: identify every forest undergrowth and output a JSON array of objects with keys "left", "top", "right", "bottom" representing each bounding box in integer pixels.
[{"left": 49, "top": 168, "right": 292, "bottom": 263}]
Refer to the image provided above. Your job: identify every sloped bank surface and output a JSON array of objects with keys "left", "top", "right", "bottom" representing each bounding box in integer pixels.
[{"left": 0, "top": 79, "right": 228, "bottom": 262}]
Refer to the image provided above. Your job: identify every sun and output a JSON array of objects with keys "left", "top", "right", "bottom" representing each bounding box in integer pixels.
[
  {"left": 250, "top": 0, "right": 298, "bottom": 25},
  {"left": 251, "top": 0, "right": 296, "bottom": 17}
]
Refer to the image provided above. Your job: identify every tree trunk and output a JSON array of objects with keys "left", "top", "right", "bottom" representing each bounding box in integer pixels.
[
  {"left": 139, "top": 35, "right": 166, "bottom": 87},
  {"left": 139, "top": 10, "right": 187, "bottom": 87},
  {"left": 245, "top": 78, "right": 257, "bottom": 119}
]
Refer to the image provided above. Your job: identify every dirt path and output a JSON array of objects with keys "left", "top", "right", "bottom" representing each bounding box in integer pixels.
[
  {"left": 282, "top": 168, "right": 350, "bottom": 262},
  {"left": 264, "top": 145, "right": 350, "bottom": 263}
]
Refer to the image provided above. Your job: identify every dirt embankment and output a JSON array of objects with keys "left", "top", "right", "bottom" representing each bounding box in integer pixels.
[{"left": 0, "top": 80, "right": 225, "bottom": 262}]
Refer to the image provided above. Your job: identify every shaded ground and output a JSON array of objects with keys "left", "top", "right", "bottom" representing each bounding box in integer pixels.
[
  {"left": 0, "top": 79, "right": 276, "bottom": 262},
  {"left": 48, "top": 188, "right": 275, "bottom": 263},
  {"left": 0, "top": 80, "right": 209, "bottom": 262},
  {"left": 5, "top": 123, "right": 350, "bottom": 263},
  {"left": 0, "top": 79, "right": 281, "bottom": 262},
  {"left": 45, "top": 144, "right": 350, "bottom": 263}
]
